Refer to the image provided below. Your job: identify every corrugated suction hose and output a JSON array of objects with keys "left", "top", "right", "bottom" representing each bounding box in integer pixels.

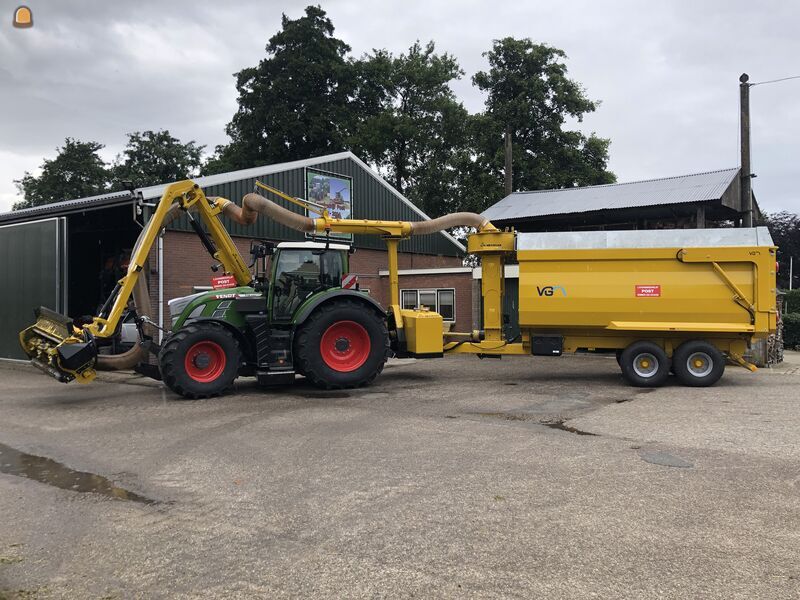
[
  {"left": 99, "top": 193, "right": 490, "bottom": 371},
  {"left": 220, "top": 193, "right": 491, "bottom": 234},
  {"left": 96, "top": 202, "right": 183, "bottom": 370}
]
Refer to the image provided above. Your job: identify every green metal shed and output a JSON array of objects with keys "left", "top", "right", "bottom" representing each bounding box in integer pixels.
[
  {"left": 140, "top": 152, "right": 464, "bottom": 256},
  {"left": 0, "top": 152, "right": 464, "bottom": 360}
]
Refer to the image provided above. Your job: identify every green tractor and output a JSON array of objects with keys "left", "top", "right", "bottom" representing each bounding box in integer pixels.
[
  {"left": 20, "top": 180, "right": 458, "bottom": 398},
  {"left": 159, "top": 240, "right": 390, "bottom": 398}
]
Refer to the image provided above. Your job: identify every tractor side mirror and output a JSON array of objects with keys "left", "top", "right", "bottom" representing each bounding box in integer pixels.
[{"left": 249, "top": 240, "right": 275, "bottom": 260}]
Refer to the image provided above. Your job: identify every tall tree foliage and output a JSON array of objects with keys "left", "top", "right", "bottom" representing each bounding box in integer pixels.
[
  {"left": 206, "top": 6, "right": 355, "bottom": 174},
  {"left": 765, "top": 211, "right": 800, "bottom": 290},
  {"left": 112, "top": 130, "right": 204, "bottom": 188},
  {"left": 472, "top": 38, "right": 615, "bottom": 196},
  {"left": 13, "top": 138, "right": 109, "bottom": 210},
  {"left": 350, "top": 42, "right": 469, "bottom": 217}
]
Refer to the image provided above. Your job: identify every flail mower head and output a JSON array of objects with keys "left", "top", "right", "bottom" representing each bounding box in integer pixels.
[{"left": 19, "top": 307, "right": 98, "bottom": 383}]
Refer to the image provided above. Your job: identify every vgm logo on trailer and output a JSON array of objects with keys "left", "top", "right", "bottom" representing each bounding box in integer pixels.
[{"left": 537, "top": 285, "right": 567, "bottom": 297}]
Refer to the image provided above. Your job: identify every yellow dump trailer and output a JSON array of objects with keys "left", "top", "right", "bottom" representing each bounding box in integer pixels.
[{"left": 513, "top": 227, "right": 777, "bottom": 387}]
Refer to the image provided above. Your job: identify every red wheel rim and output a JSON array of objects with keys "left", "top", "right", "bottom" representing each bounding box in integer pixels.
[
  {"left": 184, "top": 341, "right": 227, "bottom": 383},
  {"left": 320, "top": 321, "right": 371, "bottom": 372}
]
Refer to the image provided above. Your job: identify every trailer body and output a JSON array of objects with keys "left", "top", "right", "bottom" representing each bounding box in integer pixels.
[{"left": 514, "top": 227, "right": 777, "bottom": 360}]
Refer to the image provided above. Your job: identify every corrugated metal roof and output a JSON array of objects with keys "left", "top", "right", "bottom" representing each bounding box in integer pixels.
[
  {"left": 0, "top": 151, "right": 465, "bottom": 253},
  {"left": 139, "top": 151, "right": 465, "bottom": 253},
  {"left": 482, "top": 168, "right": 740, "bottom": 222},
  {"left": 0, "top": 190, "right": 134, "bottom": 224}
]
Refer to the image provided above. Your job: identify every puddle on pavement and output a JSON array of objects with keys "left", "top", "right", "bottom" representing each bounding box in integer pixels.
[
  {"left": 542, "top": 421, "right": 599, "bottom": 436},
  {"left": 638, "top": 449, "right": 693, "bottom": 468},
  {"left": 0, "top": 443, "right": 156, "bottom": 504}
]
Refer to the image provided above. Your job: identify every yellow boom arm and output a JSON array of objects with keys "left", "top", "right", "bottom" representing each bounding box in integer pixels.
[
  {"left": 19, "top": 181, "right": 253, "bottom": 384},
  {"left": 86, "top": 181, "right": 251, "bottom": 339}
]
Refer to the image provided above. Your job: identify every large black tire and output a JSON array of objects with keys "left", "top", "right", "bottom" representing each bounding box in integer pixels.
[
  {"left": 619, "top": 341, "right": 670, "bottom": 388},
  {"left": 159, "top": 323, "right": 241, "bottom": 399},
  {"left": 672, "top": 340, "right": 725, "bottom": 387},
  {"left": 294, "top": 299, "right": 390, "bottom": 390}
]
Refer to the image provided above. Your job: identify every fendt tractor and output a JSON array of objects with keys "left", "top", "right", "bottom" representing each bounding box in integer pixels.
[{"left": 20, "top": 180, "right": 778, "bottom": 398}]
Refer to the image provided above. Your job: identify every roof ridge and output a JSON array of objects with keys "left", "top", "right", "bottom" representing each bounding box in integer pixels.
[{"left": 509, "top": 167, "right": 739, "bottom": 195}]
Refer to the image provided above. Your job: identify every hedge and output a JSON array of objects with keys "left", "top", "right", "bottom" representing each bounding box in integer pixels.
[
  {"left": 784, "top": 289, "right": 800, "bottom": 314},
  {"left": 784, "top": 313, "right": 800, "bottom": 350}
]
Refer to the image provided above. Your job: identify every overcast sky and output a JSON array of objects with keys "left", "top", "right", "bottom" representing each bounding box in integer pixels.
[{"left": 1, "top": 0, "right": 798, "bottom": 214}]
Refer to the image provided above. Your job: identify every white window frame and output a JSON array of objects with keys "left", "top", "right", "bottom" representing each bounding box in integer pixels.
[{"left": 399, "top": 288, "right": 456, "bottom": 322}]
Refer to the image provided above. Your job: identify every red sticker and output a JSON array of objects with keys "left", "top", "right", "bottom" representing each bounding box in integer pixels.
[
  {"left": 635, "top": 285, "right": 661, "bottom": 297},
  {"left": 212, "top": 275, "right": 238, "bottom": 290}
]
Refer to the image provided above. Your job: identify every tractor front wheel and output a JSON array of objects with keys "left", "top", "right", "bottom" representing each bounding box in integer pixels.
[
  {"left": 159, "top": 323, "right": 241, "bottom": 399},
  {"left": 294, "top": 300, "right": 390, "bottom": 390}
]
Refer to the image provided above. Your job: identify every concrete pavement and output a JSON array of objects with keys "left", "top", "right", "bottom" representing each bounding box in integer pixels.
[{"left": 1, "top": 352, "right": 798, "bottom": 598}]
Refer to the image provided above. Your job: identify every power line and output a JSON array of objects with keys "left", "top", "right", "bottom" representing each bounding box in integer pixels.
[{"left": 750, "top": 75, "right": 800, "bottom": 86}]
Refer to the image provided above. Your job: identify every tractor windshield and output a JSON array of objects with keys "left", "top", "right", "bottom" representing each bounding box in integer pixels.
[{"left": 272, "top": 249, "right": 345, "bottom": 320}]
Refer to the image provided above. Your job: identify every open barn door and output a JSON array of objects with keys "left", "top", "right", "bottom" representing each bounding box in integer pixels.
[{"left": 0, "top": 217, "right": 67, "bottom": 359}]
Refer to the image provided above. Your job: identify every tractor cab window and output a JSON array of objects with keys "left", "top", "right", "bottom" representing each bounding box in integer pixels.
[{"left": 272, "top": 249, "right": 344, "bottom": 320}]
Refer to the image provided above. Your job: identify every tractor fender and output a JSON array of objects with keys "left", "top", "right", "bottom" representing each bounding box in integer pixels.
[
  {"left": 293, "top": 290, "right": 386, "bottom": 327},
  {"left": 182, "top": 317, "right": 253, "bottom": 360}
]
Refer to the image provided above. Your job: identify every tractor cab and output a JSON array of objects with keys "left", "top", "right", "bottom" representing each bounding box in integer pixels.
[{"left": 249, "top": 240, "right": 352, "bottom": 320}]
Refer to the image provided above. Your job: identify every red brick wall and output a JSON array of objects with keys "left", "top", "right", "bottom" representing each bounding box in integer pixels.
[
  {"left": 148, "top": 232, "right": 470, "bottom": 332},
  {"left": 381, "top": 272, "right": 474, "bottom": 332}
]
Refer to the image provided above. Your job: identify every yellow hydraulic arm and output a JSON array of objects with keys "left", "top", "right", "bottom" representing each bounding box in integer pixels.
[
  {"left": 84, "top": 181, "right": 251, "bottom": 339},
  {"left": 19, "top": 181, "right": 252, "bottom": 383}
]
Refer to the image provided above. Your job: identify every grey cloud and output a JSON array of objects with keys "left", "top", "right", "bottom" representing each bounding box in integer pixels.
[{"left": 0, "top": 0, "right": 797, "bottom": 213}]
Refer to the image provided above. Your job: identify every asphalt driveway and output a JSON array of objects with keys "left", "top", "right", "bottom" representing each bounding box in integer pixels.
[{"left": 1, "top": 352, "right": 798, "bottom": 599}]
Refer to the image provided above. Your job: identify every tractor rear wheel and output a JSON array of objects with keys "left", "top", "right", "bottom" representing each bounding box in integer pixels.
[
  {"left": 159, "top": 323, "right": 241, "bottom": 399},
  {"left": 294, "top": 299, "right": 390, "bottom": 390}
]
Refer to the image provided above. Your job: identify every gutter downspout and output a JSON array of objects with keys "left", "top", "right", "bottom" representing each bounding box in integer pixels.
[{"left": 158, "top": 234, "right": 164, "bottom": 343}]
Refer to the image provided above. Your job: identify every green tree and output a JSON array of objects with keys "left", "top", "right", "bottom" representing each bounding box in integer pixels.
[
  {"left": 112, "top": 130, "right": 204, "bottom": 188},
  {"left": 350, "top": 42, "right": 469, "bottom": 217},
  {"left": 764, "top": 211, "right": 800, "bottom": 290},
  {"left": 13, "top": 138, "right": 109, "bottom": 210},
  {"left": 207, "top": 6, "right": 355, "bottom": 174},
  {"left": 472, "top": 37, "right": 614, "bottom": 204}
]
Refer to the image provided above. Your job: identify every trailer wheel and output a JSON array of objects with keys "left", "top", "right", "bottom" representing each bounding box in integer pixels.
[
  {"left": 159, "top": 323, "right": 241, "bottom": 399},
  {"left": 294, "top": 299, "right": 390, "bottom": 390},
  {"left": 672, "top": 340, "right": 725, "bottom": 387},
  {"left": 619, "top": 341, "right": 669, "bottom": 387}
]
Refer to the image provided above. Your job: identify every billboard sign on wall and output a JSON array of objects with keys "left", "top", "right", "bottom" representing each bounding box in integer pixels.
[{"left": 305, "top": 169, "right": 353, "bottom": 240}]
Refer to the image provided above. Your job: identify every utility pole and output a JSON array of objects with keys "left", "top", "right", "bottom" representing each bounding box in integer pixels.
[
  {"left": 739, "top": 73, "right": 754, "bottom": 227},
  {"left": 790, "top": 255, "right": 794, "bottom": 290},
  {"left": 504, "top": 127, "right": 513, "bottom": 197}
]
